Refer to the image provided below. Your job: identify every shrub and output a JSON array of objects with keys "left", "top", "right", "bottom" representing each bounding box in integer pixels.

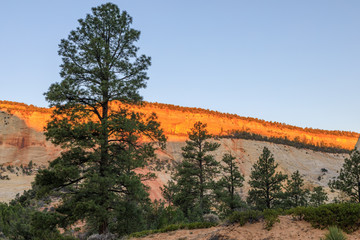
[
  {"left": 0, "top": 174, "right": 9, "bottom": 180},
  {"left": 129, "top": 222, "right": 217, "bottom": 238},
  {"left": 219, "top": 130, "right": 349, "bottom": 154},
  {"left": 321, "top": 226, "right": 347, "bottom": 240},
  {"left": 203, "top": 214, "right": 220, "bottom": 223},
  {"left": 287, "top": 206, "right": 307, "bottom": 220},
  {"left": 263, "top": 209, "right": 280, "bottom": 230},
  {"left": 87, "top": 233, "right": 117, "bottom": 240},
  {"left": 288, "top": 204, "right": 360, "bottom": 233},
  {"left": 6, "top": 165, "right": 14, "bottom": 173},
  {"left": 159, "top": 224, "right": 180, "bottom": 232},
  {"left": 129, "top": 230, "right": 154, "bottom": 238},
  {"left": 144, "top": 202, "right": 186, "bottom": 231},
  {"left": 228, "top": 210, "right": 263, "bottom": 226},
  {"left": 0, "top": 203, "right": 75, "bottom": 240},
  {"left": 186, "top": 222, "right": 216, "bottom": 229}
]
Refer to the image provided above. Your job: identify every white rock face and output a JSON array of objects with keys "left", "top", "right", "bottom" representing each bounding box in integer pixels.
[{"left": 153, "top": 138, "right": 347, "bottom": 200}]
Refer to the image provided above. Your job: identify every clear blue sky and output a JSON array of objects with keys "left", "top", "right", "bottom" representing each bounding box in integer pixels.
[{"left": 1, "top": 1, "right": 359, "bottom": 132}]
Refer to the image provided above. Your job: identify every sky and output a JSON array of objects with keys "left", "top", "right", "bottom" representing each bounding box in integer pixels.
[{"left": 0, "top": 1, "right": 359, "bottom": 132}]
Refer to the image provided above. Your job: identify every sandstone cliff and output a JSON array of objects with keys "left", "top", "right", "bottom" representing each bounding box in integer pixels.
[
  {"left": 1, "top": 100, "right": 358, "bottom": 150},
  {"left": 0, "top": 100, "right": 355, "bottom": 202}
]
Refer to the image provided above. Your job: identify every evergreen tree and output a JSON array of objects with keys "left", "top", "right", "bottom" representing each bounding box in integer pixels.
[
  {"left": 164, "top": 121, "right": 220, "bottom": 218},
  {"left": 215, "top": 153, "right": 245, "bottom": 215},
  {"left": 164, "top": 160, "right": 202, "bottom": 221},
  {"left": 309, "top": 186, "right": 328, "bottom": 206},
  {"left": 283, "top": 170, "right": 309, "bottom": 208},
  {"left": 34, "top": 3, "right": 165, "bottom": 235},
  {"left": 329, "top": 150, "right": 360, "bottom": 202},
  {"left": 162, "top": 180, "right": 177, "bottom": 206},
  {"left": 0, "top": 166, "right": 9, "bottom": 180},
  {"left": 247, "top": 147, "right": 287, "bottom": 210}
]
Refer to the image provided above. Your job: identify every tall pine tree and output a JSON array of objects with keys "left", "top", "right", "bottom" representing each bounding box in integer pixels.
[
  {"left": 34, "top": 3, "right": 165, "bottom": 235},
  {"left": 163, "top": 121, "right": 220, "bottom": 218},
  {"left": 247, "top": 147, "right": 287, "bottom": 210},
  {"left": 215, "top": 153, "right": 244, "bottom": 215}
]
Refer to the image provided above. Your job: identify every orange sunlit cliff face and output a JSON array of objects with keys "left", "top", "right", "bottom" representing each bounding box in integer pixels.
[
  {"left": 0, "top": 100, "right": 357, "bottom": 201},
  {"left": 0, "top": 100, "right": 358, "bottom": 150}
]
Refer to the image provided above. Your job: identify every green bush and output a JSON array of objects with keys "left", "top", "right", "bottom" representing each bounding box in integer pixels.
[
  {"left": 227, "top": 210, "right": 263, "bottom": 226},
  {"left": 288, "top": 204, "right": 360, "bottom": 233},
  {"left": 287, "top": 206, "right": 307, "bottom": 220},
  {"left": 186, "top": 222, "right": 216, "bottom": 229},
  {"left": 321, "top": 226, "right": 347, "bottom": 240},
  {"left": 129, "top": 222, "right": 217, "bottom": 238},
  {"left": 263, "top": 209, "right": 280, "bottom": 230},
  {"left": 159, "top": 224, "right": 180, "bottom": 232},
  {"left": 145, "top": 202, "right": 186, "bottom": 230},
  {"left": 129, "top": 230, "right": 154, "bottom": 238},
  {"left": 0, "top": 203, "right": 75, "bottom": 240},
  {"left": 227, "top": 209, "right": 282, "bottom": 230}
]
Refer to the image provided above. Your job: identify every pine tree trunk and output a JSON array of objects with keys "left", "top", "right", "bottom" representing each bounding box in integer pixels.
[
  {"left": 266, "top": 186, "right": 270, "bottom": 209},
  {"left": 99, "top": 219, "right": 108, "bottom": 234},
  {"left": 230, "top": 162, "right": 234, "bottom": 210},
  {"left": 100, "top": 99, "right": 109, "bottom": 176},
  {"left": 99, "top": 92, "right": 109, "bottom": 233},
  {"left": 199, "top": 157, "right": 204, "bottom": 214}
]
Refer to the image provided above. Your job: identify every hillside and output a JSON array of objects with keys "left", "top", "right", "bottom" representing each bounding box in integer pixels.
[
  {"left": 0, "top": 100, "right": 353, "bottom": 202},
  {"left": 0, "top": 100, "right": 358, "bottom": 150}
]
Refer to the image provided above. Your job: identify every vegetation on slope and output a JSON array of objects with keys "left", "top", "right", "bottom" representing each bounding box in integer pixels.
[
  {"left": 0, "top": 100, "right": 51, "bottom": 113},
  {"left": 143, "top": 101, "right": 359, "bottom": 138},
  {"left": 219, "top": 130, "right": 350, "bottom": 153}
]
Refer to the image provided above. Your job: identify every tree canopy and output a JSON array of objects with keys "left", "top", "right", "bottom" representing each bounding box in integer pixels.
[
  {"left": 247, "top": 147, "right": 287, "bottom": 209},
  {"left": 215, "top": 153, "right": 245, "bottom": 215},
  {"left": 163, "top": 121, "right": 220, "bottom": 219},
  {"left": 283, "top": 170, "right": 309, "bottom": 208},
  {"left": 309, "top": 186, "right": 328, "bottom": 206},
  {"left": 35, "top": 3, "right": 165, "bottom": 235},
  {"left": 329, "top": 150, "right": 360, "bottom": 203}
]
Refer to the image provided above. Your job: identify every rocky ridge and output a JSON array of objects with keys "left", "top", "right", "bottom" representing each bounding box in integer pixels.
[{"left": 0, "top": 100, "right": 356, "bottom": 202}]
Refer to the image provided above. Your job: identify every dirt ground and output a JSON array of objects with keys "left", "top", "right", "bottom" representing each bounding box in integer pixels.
[{"left": 131, "top": 215, "right": 360, "bottom": 240}]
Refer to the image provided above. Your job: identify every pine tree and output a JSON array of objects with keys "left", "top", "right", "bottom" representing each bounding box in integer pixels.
[
  {"left": 329, "top": 150, "right": 360, "bottom": 203},
  {"left": 215, "top": 153, "right": 244, "bottom": 215},
  {"left": 309, "top": 186, "right": 328, "bottom": 206},
  {"left": 164, "top": 121, "right": 220, "bottom": 218},
  {"left": 283, "top": 170, "right": 309, "bottom": 208},
  {"left": 34, "top": 3, "right": 165, "bottom": 235},
  {"left": 247, "top": 147, "right": 287, "bottom": 210},
  {"left": 164, "top": 160, "right": 202, "bottom": 220}
]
